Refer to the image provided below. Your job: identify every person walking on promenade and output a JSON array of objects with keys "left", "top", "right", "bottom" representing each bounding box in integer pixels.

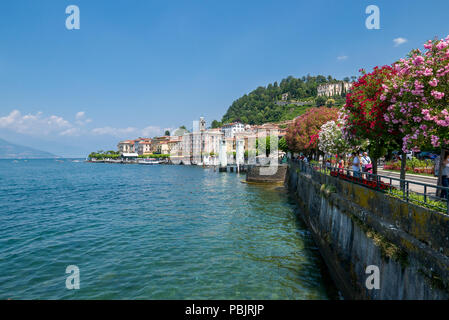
[
  {"left": 441, "top": 154, "right": 449, "bottom": 199},
  {"left": 352, "top": 152, "right": 361, "bottom": 178},
  {"left": 326, "top": 156, "right": 331, "bottom": 168},
  {"left": 338, "top": 155, "right": 345, "bottom": 174},
  {"left": 361, "top": 151, "right": 373, "bottom": 179}
]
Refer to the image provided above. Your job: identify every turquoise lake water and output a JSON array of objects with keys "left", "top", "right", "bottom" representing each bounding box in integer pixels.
[{"left": 0, "top": 159, "right": 337, "bottom": 299}]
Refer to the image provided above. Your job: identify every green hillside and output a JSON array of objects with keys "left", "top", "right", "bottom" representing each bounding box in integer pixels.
[{"left": 219, "top": 75, "right": 350, "bottom": 125}]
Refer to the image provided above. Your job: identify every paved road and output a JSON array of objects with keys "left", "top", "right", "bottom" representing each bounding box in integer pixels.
[
  {"left": 377, "top": 169, "right": 438, "bottom": 195},
  {"left": 378, "top": 169, "right": 437, "bottom": 184}
]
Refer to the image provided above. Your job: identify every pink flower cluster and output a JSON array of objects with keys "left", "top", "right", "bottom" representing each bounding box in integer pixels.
[
  {"left": 382, "top": 36, "right": 449, "bottom": 152},
  {"left": 431, "top": 90, "right": 445, "bottom": 99}
]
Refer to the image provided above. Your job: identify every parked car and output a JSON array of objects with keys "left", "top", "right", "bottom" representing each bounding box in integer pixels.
[
  {"left": 417, "top": 151, "right": 438, "bottom": 160},
  {"left": 392, "top": 151, "right": 413, "bottom": 160}
]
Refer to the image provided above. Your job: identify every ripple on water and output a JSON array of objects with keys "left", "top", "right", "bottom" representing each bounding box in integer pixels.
[{"left": 0, "top": 160, "right": 337, "bottom": 299}]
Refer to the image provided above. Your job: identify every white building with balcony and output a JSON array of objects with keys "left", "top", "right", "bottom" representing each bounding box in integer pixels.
[
  {"left": 317, "top": 81, "right": 352, "bottom": 97},
  {"left": 221, "top": 122, "right": 245, "bottom": 138},
  {"left": 118, "top": 140, "right": 135, "bottom": 154}
]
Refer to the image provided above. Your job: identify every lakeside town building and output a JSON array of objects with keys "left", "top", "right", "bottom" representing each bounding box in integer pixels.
[
  {"left": 180, "top": 124, "right": 222, "bottom": 165},
  {"left": 118, "top": 140, "right": 136, "bottom": 154},
  {"left": 137, "top": 139, "right": 152, "bottom": 155},
  {"left": 167, "top": 136, "right": 183, "bottom": 160},
  {"left": 117, "top": 117, "right": 287, "bottom": 165},
  {"left": 151, "top": 136, "right": 170, "bottom": 154}
]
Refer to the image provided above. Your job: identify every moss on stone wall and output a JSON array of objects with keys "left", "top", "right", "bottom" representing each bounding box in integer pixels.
[
  {"left": 366, "top": 230, "right": 409, "bottom": 268},
  {"left": 349, "top": 212, "right": 409, "bottom": 268},
  {"left": 320, "top": 183, "right": 337, "bottom": 198}
]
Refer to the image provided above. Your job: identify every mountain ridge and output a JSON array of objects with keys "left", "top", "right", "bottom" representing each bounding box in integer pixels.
[{"left": 0, "top": 138, "right": 58, "bottom": 159}]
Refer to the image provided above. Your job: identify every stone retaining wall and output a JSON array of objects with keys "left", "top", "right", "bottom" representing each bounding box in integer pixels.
[
  {"left": 246, "top": 164, "right": 287, "bottom": 183},
  {"left": 287, "top": 162, "right": 449, "bottom": 299}
]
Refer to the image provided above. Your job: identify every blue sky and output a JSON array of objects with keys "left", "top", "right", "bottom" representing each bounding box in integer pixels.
[{"left": 1, "top": 0, "right": 449, "bottom": 157}]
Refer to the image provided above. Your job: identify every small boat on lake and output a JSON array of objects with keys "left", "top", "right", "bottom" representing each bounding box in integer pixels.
[{"left": 138, "top": 159, "right": 161, "bottom": 165}]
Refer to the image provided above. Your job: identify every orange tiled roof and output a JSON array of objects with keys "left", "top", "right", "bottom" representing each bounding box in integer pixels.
[{"left": 118, "top": 140, "right": 135, "bottom": 144}]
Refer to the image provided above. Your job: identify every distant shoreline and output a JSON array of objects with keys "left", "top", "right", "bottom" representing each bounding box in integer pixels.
[{"left": 0, "top": 157, "right": 83, "bottom": 160}]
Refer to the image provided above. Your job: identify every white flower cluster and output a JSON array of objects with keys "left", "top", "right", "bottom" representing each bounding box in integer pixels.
[{"left": 318, "top": 120, "right": 351, "bottom": 155}]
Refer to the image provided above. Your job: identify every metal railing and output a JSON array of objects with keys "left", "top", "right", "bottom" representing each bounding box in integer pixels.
[{"left": 291, "top": 159, "right": 449, "bottom": 214}]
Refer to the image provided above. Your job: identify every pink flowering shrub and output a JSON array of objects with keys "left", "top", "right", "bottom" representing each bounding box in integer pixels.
[
  {"left": 286, "top": 107, "right": 339, "bottom": 153},
  {"left": 383, "top": 36, "right": 449, "bottom": 152}
]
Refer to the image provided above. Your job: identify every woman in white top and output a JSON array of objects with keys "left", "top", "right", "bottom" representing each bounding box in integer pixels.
[
  {"left": 361, "top": 152, "right": 372, "bottom": 170},
  {"left": 352, "top": 152, "right": 361, "bottom": 177},
  {"left": 361, "top": 151, "right": 372, "bottom": 179}
]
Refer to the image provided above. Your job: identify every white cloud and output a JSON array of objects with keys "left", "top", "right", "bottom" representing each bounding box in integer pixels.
[
  {"left": 48, "top": 115, "right": 71, "bottom": 128},
  {"left": 75, "top": 111, "right": 85, "bottom": 120},
  {"left": 92, "top": 125, "right": 164, "bottom": 138},
  {"left": 75, "top": 111, "right": 92, "bottom": 126},
  {"left": 60, "top": 128, "right": 81, "bottom": 136},
  {"left": 393, "top": 37, "right": 408, "bottom": 47},
  {"left": 1, "top": 109, "right": 164, "bottom": 140},
  {"left": 0, "top": 109, "right": 72, "bottom": 135},
  {"left": 337, "top": 55, "right": 348, "bottom": 61},
  {"left": 91, "top": 126, "right": 139, "bottom": 137},
  {"left": 142, "top": 125, "right": 163, "bottom": 137}
]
